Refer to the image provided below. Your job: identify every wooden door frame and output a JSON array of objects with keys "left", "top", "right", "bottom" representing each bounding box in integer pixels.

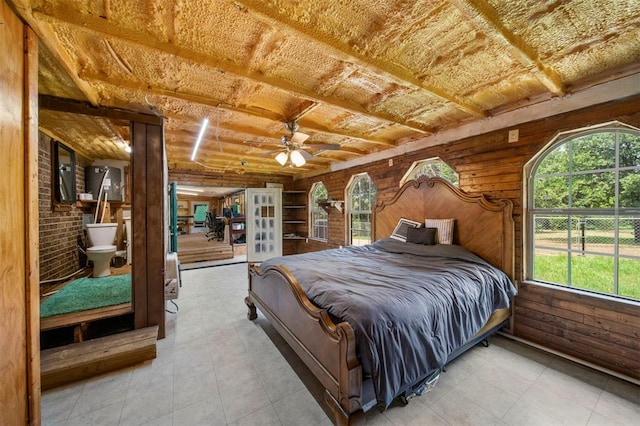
[{"left": 38, "top": 96, "right": 167, "bottom": 338}]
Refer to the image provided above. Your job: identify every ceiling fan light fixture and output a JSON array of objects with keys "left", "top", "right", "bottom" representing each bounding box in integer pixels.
[
  {"left": 290, "top": 149, "right": 306, "bottom": 167},
  {"left": 275, "top": 151, "right": 289, "bottom": 166}
]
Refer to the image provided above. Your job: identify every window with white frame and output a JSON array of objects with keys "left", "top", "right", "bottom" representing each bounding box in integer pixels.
[
  {"left": 309, "top": 182, "right": 328, "bottom": 241},
  {"left": 400, "top": 157, "right": 459, "bottom": 187},
  {"left": 526, "top": 124, "right": 640, "bottom": 301},
  {"left": 346, "top": 173, "right": 377, "bottom": 246}
]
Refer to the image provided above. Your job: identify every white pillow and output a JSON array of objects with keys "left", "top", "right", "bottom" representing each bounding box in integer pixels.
[{"left": 424, "top": 218, "right": 455, "bottom": 244}]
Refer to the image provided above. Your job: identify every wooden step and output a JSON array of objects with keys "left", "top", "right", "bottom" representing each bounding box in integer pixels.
[
  {"left": 178, "top": 245, "right": 234, "bottom": 263},
  {"left": 41, "top": 325, "right": 158, "bottom": 390}
]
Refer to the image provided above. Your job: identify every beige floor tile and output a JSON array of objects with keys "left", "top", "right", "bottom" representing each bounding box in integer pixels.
[
  {"left": 214, "top": 358, "right": 259, "bottom": 390},
  {"left": 271, "top": 390, "right": 327, "bottom": 426},
  {"left": 587, "top": 411, "right": 624, "bottom": 426},
  {"left": 41, "top": 392, "right": 80, "bottom": 426},
  {"left": 258, "top": 364, "right": 306, "bottom": 403},
  {"left": 228, "top": 405, "right": 282, "bottom": 426},
  {"left": 68, "top": 370, "right": 132, "bottom": 419},
  {"left": 430, "top": 390, "right": 500, "bottom": 425},
  {"left": 520, "top": 381, "right": 593, "bottom": 425},
  {"left": 119, "top": 386, "right": 173, "bottom": 426},
  {"left": 219, "top": 376, "right": 272, "bottom": 423},
  {"left": 594, "top": 388, "right": 640, "bottom": 425},
  {"left": 501, "top": 399, "right": 564, "bottom": 426},
  {"left": 173, "top": 369, "right": 219, "bottom": 412},
  {"left": 457, "top": 374, "right": 519, "bottom": 418},
  {"left": 39, "top": 263, "right": 640, "bottom": 426},
  {"left": 172, "top": 394, "right": 226, "bottom": 425},
  {"left": 534, "top": 365, "right": 604, "bottom": 411},
  {"left": 61, "top": 401, "right": 124, "bottom": 426}
]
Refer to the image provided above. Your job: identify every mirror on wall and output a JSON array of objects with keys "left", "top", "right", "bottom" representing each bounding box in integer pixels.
[{"left": 53, "top": 141, "right": 76, "bottom": 204}]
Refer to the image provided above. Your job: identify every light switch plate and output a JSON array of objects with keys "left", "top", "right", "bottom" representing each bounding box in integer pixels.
[{"left": 508, "top": 129, "right": 519, "bottom": 143}]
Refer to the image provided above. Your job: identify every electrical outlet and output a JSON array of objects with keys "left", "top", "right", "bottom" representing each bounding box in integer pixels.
[
  {"left": 389, "top": 158, "right": 393, "bottom": 167},
  {"left": 508, "top": 129, "right": 519, "bottom": 143}
]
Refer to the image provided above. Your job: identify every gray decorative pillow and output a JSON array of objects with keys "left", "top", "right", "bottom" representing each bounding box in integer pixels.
[{"left": 406, "top": 227, "right": 437, "bottom": 245}]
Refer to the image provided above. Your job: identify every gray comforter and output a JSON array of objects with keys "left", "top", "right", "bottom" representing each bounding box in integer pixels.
[{"left": 260, "top": 238, "right": 517, "bottom": 407}]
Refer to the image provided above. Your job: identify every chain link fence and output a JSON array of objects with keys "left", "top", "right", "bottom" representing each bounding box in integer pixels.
[{"left": 533, "top": 215, "right": 640, "bottom": 257}]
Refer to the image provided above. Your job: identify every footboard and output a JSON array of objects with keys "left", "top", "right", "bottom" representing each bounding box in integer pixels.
[{"left": 246, "top": 263, "right": 364, "bottom": 424}]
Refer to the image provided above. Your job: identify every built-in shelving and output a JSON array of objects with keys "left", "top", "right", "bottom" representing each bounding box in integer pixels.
[{"left": 283, "top": 191, "right": 307, "bottom": 252}]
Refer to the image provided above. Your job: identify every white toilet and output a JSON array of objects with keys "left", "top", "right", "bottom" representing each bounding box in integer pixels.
[{"left": 86, "top": 223, "right": 118, "bottom": 277}]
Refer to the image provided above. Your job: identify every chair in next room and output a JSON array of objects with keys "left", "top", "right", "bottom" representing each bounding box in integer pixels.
[{"left": 207, "top": 211, "right": 225, "bottom": 242}]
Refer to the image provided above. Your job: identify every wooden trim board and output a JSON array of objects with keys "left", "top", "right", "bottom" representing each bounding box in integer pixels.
[{"left": 41, "top": 325, "right": 158, "bottom": 390}]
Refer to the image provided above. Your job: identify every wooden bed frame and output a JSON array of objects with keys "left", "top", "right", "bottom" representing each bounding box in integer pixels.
[{"left": 245, "top": 177, "right": 515, "bottom": 425}]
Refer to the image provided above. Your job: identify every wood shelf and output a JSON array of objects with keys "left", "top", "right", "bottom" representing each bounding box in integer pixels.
[
  {"left": 229, "top": 217, "right": 246, "bottom": 246},
  {"left": 282, "top": 191, "right": 307, "bottom": 254}
]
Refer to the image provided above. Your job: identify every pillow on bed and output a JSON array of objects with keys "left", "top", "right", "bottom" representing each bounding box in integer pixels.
[
  {"left": 390, "top": 218, "right": 422, "bottom": 241},
  {"left": 406, "top": 227, "right": 437, "bottom": 245},
  {"left": 424, "top": 218, "right": 455, "bottom": 244}
]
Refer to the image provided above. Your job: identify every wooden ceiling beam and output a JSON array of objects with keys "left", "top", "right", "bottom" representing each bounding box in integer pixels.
[
  {"left": 31, "top": 7, "right": 434, "bottom": 134},
  {"left": 39, "top": 95, "right": 163, "bottom": 125},
  {"left": 451, "top": 0, "right": 566, "bottom": 96},
  {"left": 9, "top": 4, "right": 100, "bottom": 105},
  {"left": 83, "top": 77, "right": 399, "bottom": 148},
  {"left": 237, "top": 0, "right": 487, "bottom": 118}
]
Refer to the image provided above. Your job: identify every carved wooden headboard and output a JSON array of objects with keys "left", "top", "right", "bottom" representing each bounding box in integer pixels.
[{"left": 373, "top": 177, "right": 515, "bottom": 280}]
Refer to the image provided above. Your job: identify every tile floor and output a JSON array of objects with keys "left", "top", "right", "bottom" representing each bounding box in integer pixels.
[{"left": 42, "top": 263, "right": 640, "bottom": 425}]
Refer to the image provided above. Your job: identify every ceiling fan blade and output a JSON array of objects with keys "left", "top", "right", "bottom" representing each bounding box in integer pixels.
[
  {"left": 304, "top": 143, "right": 340, "bottom": 150},
  {"left": 290, "top": 131, "right": 310, "bottom": 145},
  {"left": 260, "top": 149, "right": 284, "bottom": 157},
  {"left": 299, "top": 149, "right": 313, "bottom": 160}
]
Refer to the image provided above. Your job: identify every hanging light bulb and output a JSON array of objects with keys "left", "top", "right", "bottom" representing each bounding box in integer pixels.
[
  {"left": 275, "top": 151, "right": 288, "bottom": 166},
  {"left": 290, "top": 150, "right": 306, "bottom": 167}
]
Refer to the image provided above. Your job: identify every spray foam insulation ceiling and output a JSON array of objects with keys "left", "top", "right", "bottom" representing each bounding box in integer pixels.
[{"left": 13, "top": 0, "right": 640, "bottom": 176}]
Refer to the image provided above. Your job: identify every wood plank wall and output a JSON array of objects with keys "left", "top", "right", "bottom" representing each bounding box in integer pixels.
[
  {"left": 0, "top": 2, "right": 40, "bottom": 422},
  {"left": 168, "top": 169, "right": 292, "bottom": 190},
  {"left": 293, "top": 95, "right": 640, "bottom": 381}
]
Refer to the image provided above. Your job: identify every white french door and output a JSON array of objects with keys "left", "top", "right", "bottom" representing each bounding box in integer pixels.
[{"left": 246, "top": 188, "right": 282, "bottom": 262}]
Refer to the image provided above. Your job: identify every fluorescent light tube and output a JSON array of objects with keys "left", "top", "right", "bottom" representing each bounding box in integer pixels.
[
  {"left": 191, "top": 118, "right": 209, "bottom": 161},
  {"left": 176, "top": 190, "right": 199, "bottom": 196},
  {"left": 176, "top": 186, "right": 203, "bottom": 192}
]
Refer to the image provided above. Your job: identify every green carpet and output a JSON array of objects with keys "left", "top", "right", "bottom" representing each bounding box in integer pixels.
[{"left": 40, "top": 274, "right": 132, "bottom": 318}]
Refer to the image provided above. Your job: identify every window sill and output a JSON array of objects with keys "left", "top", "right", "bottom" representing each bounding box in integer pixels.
[
  {"left": 520, "top": 280, "right": 640, "bottom": 308},
  {"left": 308, "top": 237, "right": 328, "bottom": 243}
]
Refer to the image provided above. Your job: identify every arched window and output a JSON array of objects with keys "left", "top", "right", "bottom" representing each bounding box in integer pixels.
[
  {"left": 400, "top": 157, "right": 458, "bottom": 187},
  {"left": 526, "top": 123, "right": 640, "bottom": 301},
  {"left": 309, "top": 182, "right": 328, "bottom": 241},
  {"left": 346, "top": 173, "right": 377, "bottom": 246}
]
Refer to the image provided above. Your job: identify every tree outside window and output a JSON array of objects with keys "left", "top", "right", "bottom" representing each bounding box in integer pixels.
[
  {"left": 309, "top": 182, "right": 328, "bottom": 241},
  {"left": 347, "top": 174, "right": 377, "bottom": 246},
  {"left": 400, "top": 157, "right": 459, "bottom": 187},
  {"left": 528, "top": 124, "right": 640, "bottom": 301}
]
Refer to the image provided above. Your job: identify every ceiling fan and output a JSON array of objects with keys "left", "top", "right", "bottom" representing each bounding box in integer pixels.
[{"left": 265, "top": 120, "right": 341, "bottom": 167}]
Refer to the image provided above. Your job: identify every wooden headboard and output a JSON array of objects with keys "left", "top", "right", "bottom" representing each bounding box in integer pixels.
[{"left": 373, "top": 177, "right": 515, "bottom": 280}]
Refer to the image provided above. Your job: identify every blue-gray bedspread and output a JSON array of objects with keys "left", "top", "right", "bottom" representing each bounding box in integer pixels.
[{"left": 260, "top": 238, "right": 517, "bottom": 408}]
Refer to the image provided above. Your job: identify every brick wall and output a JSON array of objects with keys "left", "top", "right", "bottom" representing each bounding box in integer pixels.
[{"left": 39, "top": 133, "right": 90, "bottom": 281}]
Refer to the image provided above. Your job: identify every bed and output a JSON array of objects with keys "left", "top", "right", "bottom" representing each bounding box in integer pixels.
[{"left": 245, "top": 177, "right": 516, "bottom": 425}]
